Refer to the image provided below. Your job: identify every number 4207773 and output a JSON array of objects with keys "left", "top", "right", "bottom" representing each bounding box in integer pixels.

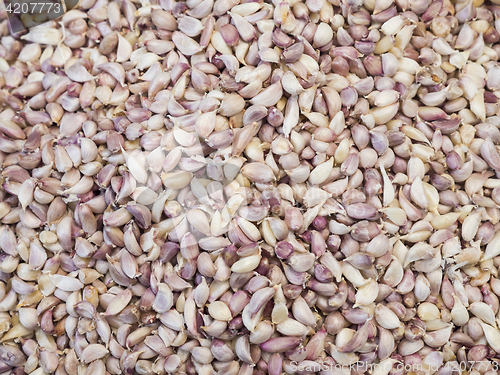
[{"left": 5, "top": 2, "right": 61, "bottom": 14}]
